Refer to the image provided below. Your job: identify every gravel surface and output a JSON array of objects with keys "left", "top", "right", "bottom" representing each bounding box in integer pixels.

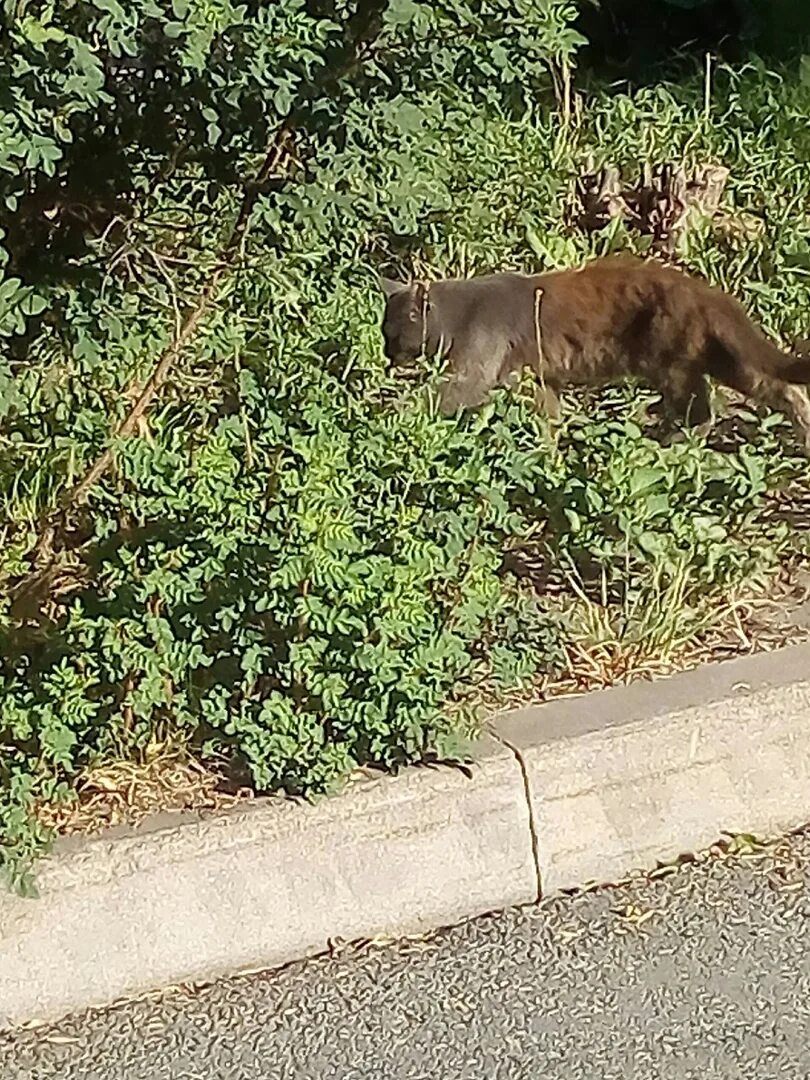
[{"left": 3, "top": 830, "right": 810, "bottom": 1080}]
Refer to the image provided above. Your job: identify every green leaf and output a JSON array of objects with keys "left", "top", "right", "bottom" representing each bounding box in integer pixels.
[{"left": 630, "top": 467, "right": 666, "bottom": 496}]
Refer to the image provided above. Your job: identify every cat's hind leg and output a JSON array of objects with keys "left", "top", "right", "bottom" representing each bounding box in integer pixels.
[
  {"left": 774, "top": 384, "right": 810, "bottom": 455},
  {"left": 714, "top": 359, "right": 810, "bottom": 455}
]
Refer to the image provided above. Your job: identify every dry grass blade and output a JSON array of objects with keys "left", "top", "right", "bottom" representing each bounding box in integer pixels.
[{"left": 36, "top": 743, "right": 249, "bottom": 837}]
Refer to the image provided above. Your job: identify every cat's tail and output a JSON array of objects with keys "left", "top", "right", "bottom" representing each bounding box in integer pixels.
[{"left": 714, "top": 295, "right": 810, "bottom": 385}]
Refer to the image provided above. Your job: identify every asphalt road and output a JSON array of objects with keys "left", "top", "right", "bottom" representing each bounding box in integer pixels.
[{"left": 3, "top": 830, "right": 810, "bottom": 1080}]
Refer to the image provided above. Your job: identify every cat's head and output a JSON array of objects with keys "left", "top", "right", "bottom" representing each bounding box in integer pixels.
[{"left": 379, "top": 277, "right": 428, "bottom": 365}]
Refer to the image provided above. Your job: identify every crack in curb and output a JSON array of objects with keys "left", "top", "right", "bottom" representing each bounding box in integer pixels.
[{"left": 489, "top": 728, "right": 543, "bottom": 903}]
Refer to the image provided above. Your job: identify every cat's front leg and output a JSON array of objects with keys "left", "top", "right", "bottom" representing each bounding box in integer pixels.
[
  {"left": 434, "top": 340, "right": 506, "bottom": 415},
  {"left": 531, "top": 382, "right": 561, "bottom": 421}
]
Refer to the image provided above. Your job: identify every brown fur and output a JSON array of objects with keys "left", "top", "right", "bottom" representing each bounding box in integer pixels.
[{"left": 380, "top": 256, "right": 810, "bottom": 451}]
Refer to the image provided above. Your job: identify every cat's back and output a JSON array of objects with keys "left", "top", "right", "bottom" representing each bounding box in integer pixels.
[
  {"left": 432, "top": 257, "right": 702, "bottom": 333},
  {"left": 431, "top": 271, "right": 540, "bottom": 329},
  {"left": 540, "top": 255, "right": 684, "bottom": 291},
  {"left": 432, "top": 271, "right": 536, "bottom": 303},
  {"left": 538, "top": 255, "right": 704, "bottom": 323}
]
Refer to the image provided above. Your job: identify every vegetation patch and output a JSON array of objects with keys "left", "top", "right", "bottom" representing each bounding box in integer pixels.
[{"left": 1, "top": 1, "right": 809, "bottom": 890}]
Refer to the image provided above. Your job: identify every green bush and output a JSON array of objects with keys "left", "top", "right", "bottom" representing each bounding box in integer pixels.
[
  {"left": 1, "top": 0, "right": 584, "bottom": 888},
  {"left": 1, "top": 1, "right": 809, "bottom": 890}
]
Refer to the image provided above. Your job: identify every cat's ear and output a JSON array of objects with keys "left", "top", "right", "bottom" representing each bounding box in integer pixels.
[{"left": 380, "top": 276, "right": 407, "bottom": 299}]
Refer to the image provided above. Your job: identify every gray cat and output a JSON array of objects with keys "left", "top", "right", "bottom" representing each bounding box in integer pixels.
[{"left": 380, "top": 256, "right": 810, "bottom": 449}]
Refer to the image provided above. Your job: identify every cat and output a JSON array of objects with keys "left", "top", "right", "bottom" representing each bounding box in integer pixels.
[{"left": 379, "top": 255, "right": 810, "bottom": 451}]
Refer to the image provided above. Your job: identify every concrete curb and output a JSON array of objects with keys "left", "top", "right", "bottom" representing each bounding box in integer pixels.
[
  {"left": 3, "top": 643, "right": 810, "bottom": 1030},
  {"left": 493, "top": 642, "right": 810, "bottom": 893}
]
